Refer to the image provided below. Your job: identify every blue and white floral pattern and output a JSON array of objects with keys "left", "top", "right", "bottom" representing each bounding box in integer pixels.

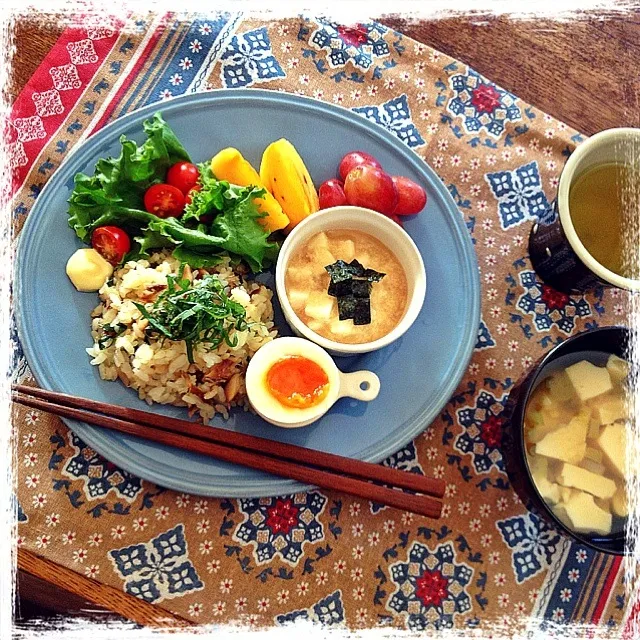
[
  {"left": 16, "top": 496, "right": 28, "bottom": 522},
  {"left": 233, "top": 492, "right": 327, "bottom": 565},
  {"left": 109, "top": 524, "right": 203, "bottom": 603},
  {"left": 62, "top": 432, "right": 143, "bottom": 502},
  {"left": 496, "top": 512, "right": 562, "bottom": 583},
  {"left": 447, "top": 69, "right": 521, "bottom": 138},
  {"left": 308, "top": 19, "right": 389, "bottom": 70},
  {"left": 475, "top": 320, "right": 495, "bottom": 350},
  {"left": 455, "top": 390, "right": 507, "bottom": 474},
  {"left": 147, "top": 16, "right": 233, "bottom": 103},
  {"left": 219, "top": 27, "right": 285, "bottom": 88},
  {"left": 485, "top": 161, "right": 554, "bottom": 230},
  {"left": 353, "top": 95, "right": 425, "bottom": 149},
  {"left": 384, "top": 440, "right": 424, "bottom": 475},
  {"left": 276, "top": 590, "right": 345, "bottom": 626},
  {"left": 387, "top": 541, "right": 474, "bottom": 630},
  {"left": 515, "top": 270, "right": 591, "bottom": 334},
  {"left": 10, "top": 311, "right": 28, "bottom": 382},
  {"left": 370, "top": 441, "right": 424, "bottom": 514}
]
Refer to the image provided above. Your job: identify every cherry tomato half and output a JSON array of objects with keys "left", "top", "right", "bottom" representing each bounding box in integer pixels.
[
  {"left": 166, "top": 161, "right": 200, "bottom": 195},
  {"left": 185, "top": 184, "right": 202, "bottom": 206},
  {"left": 144, "top": 183, "right": 185, "bottom": 218},
  {"left": 91, "top": 226, "right": 131, "bottom": 265}
]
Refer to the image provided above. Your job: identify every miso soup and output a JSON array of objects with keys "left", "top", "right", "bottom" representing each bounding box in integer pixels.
[
  {"left": 524, "top": 351, "right": 630, "bottom": 539},
  {"left": 285, "top": 230, "right": 408, "bottom": 344}
]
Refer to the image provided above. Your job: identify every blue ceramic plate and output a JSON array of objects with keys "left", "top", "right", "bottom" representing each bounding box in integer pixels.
[{"left": 16, "top": 89, "right": 480, "bottom": 497}]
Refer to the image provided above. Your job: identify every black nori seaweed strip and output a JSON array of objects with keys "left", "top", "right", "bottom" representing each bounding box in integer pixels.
[
  {"left": 325, "top": 259, "right": 384, "bottom": 326},
  {"left": 348, "top": 259, "right": 366, "bottom": 277},
  {"left": 351, "top": 279, "right": 371, "bottom": 298},
  {"left": 353, "top": 298, "right": 371, "bottom": 325},
  {"left": 336, "top": 280, "right": 353, "bottom": 297},
  {"left": 363, "top": 268, "right": 385, "bottom": 282},
  {"left": 338, "top": 296, "right": 356, "bottom": 320},
  {"left": 328, "top": 279, "right": 353, "bottom": 297},
  {"left": 325, "top": 260, "right": 356, "bottom": 283}
]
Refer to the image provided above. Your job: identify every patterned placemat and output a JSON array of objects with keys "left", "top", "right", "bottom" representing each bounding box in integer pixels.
[{"left": 10, "top": 12, "right": 632, "bottom": 633}]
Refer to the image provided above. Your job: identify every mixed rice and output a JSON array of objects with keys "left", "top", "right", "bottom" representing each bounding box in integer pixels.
[{"left": 86, "top": 250, "right": 277, "bottom": 421}]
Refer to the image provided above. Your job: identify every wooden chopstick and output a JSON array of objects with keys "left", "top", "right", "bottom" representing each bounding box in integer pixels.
[
  {"left": 12, "top": 390, "right": 443, "bottom": 519},
  {"left": 13, "top": 384, "right": 444, "bottom": 499}
]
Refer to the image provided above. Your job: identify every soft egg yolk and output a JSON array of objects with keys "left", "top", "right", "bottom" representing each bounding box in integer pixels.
[{"left": 265, "top": 356, "right": 330, "bottom": 409}]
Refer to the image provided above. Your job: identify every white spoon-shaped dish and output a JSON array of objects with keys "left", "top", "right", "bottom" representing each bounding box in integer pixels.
[{"left": 245, "top": 337, "right": 380, "bottom": 428}]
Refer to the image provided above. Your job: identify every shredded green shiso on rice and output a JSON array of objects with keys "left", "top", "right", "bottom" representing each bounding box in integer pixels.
[{"left": 133, "top": 268, "right": 248, "bottom": 363}]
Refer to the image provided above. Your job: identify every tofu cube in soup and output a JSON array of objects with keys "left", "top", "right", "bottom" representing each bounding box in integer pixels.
[
  {"left": 528, "top": 455, "right": 561, "bottom": 504},
  {"left": 597, "top": 423, "right": 626, "bottom": 478},
  {"left": 534, "top": 409, "right": 589, "bottom": 464},
  {"left": 552, "top": 504, "right": 573, "bottom": 529},
  {"left": 606, "top": 354, "right": 629, "bottom": 385},
  {"left": 332, "top": 239, "right": 356, "bottom": 262},
  {"left": 547, "top": 371, "right": 579, "bottom": 405},
  {"left": 304, "top": 291, "right": 336, "bottom": 320},
  {"left": 592, "top": 394, "right": 627, "bottom": 426},
  {"left": 565, "top": 360, "right": 613, "bottom": 402},
  {"left": 559, "top": 486, "right": 574, "bottom": 503},
  {"left": 611, "top": 486, "right": 628, "bottom": 518},
  {"left": 527, "top": 415, "right": 563, "bottom": 444},
  {"left": 557, "top": 462, "right": 616, "bottom": 499},
  {"left": 307, "top": 232, "right": 330, "bottom": 253},
  {"left": 288, "top": 288, "right": 309, "bottom": 308},
  {"left": 563, "top": 491, "right": 612, "bottom": 535},
  {"left": 287, "top": 266, "right": 307, "bottom": 289},
  {"left": 307, "top": 319, "right": 325, "bottom": 333},
  {"left": 330, "top": 317, "right": 353, "bottom": 337},
  {"left": 311, "top": 249, "right": 336, "bottom": 276}
]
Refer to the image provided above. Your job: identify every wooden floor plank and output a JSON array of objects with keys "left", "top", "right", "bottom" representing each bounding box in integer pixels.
[
  {"left": 379, "top": 15, "right": 640, "bottom": 134},
  {"left": 18, "top": 549, "right": 192, "bottom": 628}
]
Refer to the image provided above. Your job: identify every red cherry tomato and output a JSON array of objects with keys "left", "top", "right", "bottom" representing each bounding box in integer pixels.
[
  {"left": 144, "top": 183, "right": 185, "bottom": 218},
  {"left": 185, "top": 184, "right": 202, "bottom": 206},
  {"left": 318, "top": 179, "right": 347, "bottom": 209},
  {"left": 343, "top": 165, "right": 398, "bottom": 215},
  {"left": 91, "top": 226, "right": 131, "bottom": 265},
  {"left": 391, "top": 176, "right": 427, "bottom": 215},
  {"left": 166, "top": 162, "right": 200, "bottom": 195},
  {"left": 338, "top": 151, "right": 382, "bottom": 182},
  {"left": 387, "top": 214, "right": 404, "bottom": 227}
]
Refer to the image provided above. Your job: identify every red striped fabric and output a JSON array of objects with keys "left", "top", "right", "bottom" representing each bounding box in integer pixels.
[
  {"left": 9, "top": 23, "right": 121, "bottom": 194},
  {"left": 89, "top": 19, "right": 169, "bottom": 134},
  {"left": 623, "top": 590, "right": 640, "bottom": 640},
  {"left": 591, "top": 555, "right": 622, "bottom": 624}
]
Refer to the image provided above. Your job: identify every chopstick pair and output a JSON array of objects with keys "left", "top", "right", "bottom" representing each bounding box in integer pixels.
[{"left": 12, "top": 384, "right": 445, "bottom": 519}]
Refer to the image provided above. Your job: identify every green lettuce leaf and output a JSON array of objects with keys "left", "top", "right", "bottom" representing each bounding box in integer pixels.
[
  {"left": 66, "top": 112, "right": 279, "bottom": 272},
  {"left": 68, "top": 113, "right": 191, "bottom": 241}
]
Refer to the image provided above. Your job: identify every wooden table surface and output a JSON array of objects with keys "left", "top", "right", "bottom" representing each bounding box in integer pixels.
[{"left": 9, "top": 9, "right": 640, "bottom": 627}]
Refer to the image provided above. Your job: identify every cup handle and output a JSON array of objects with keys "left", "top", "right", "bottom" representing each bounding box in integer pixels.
[{"left": 337, "top": 370, "right": 381, "bottom": 402}]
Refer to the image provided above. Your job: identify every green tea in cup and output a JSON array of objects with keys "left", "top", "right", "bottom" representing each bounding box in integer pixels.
[
  {"left": 530, "top": 128, "right": 640, "bottom": 292},
  {"left": 568, "top": 163, "right": 638, "bottom": 280}
]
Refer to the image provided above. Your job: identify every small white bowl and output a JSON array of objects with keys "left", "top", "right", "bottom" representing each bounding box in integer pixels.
[
  {"left": 275, "top": 206, "right": 427, "bottom": 356},
  {"left": 245, "top": 337, "right": 380, "bottom": 428}
]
